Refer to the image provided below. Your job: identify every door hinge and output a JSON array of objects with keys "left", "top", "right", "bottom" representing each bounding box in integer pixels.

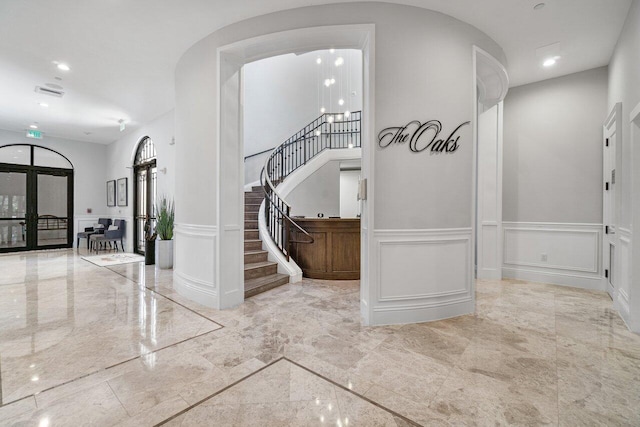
[
  {"left": 605, "top": 225, "right": 609, "bottom": 234},
  {"left": 605, "top": 182, "right": 609, "bottom": 191},
  {"left": 605, "top": 269, "right": 609, "bottom": 278},
  {"left": 606, "top": 138, "right": 609, "bottom": 147}
]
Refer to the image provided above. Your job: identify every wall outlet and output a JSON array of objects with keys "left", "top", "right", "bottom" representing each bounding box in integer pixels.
[{"left": 541, "top": 253, "right": 547, "bottom": 262}]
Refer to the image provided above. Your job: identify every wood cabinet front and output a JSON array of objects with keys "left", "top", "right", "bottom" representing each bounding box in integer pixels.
[{"left": 289, "top": 218, "right": 360, "bottom": 280}]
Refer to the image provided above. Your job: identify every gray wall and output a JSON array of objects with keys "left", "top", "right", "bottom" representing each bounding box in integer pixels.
[
  {"left": 503, "top": 67, "right": 608, "bottom": 223},
  {"left": 609, "top": 0, "right": 640, "bottom": 229},
  {"left": 287, "top": 160, "right": 340, "bottom": 218}
]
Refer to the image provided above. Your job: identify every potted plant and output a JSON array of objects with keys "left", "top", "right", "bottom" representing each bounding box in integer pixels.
[{"left": 155, "top": 196, "right": 175, "bottom": 269}]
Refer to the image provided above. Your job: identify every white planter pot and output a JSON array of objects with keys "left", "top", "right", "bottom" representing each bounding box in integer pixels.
[{"left": 157, "top": 239, "right": 174, "bottom": 269}]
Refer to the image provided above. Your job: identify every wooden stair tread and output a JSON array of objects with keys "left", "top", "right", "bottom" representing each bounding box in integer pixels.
[
  {"left": 244, "top": 260, "right": 277, "bottom": 271},
  {"left": 244, "top": 273, "right": 289, "bottom": 297},
  {"left": 245, "top": 239, "right": 261, "bottom": 244},
  {"left": 244, "top": 250, "right": 267, "bottom": 256}
]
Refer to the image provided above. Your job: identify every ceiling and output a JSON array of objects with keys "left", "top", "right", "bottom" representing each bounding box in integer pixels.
[{"left": 0, "top": 0, "right": 632, "bottom": 144}]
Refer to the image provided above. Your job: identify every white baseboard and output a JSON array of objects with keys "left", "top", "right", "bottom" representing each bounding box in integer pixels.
[{"left": 502, "top": 267, "right": 605, "bottom": 291}]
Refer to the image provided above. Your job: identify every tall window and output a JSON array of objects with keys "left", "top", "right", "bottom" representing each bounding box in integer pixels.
[{"left": 133, "top": 137, "right": 156, "bottom": 254}]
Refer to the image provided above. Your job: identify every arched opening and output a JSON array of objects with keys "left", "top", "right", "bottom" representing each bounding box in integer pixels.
[
  {"left": 0, "top": 144, "right": 74, "bottom": 252},
  {"left": 133, "top": 137, "right": 157, "bottom": 254}
]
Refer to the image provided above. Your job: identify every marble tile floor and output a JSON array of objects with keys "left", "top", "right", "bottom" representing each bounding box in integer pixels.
[{"left": 0, "top": 249, "right": 639, "bottom": 426}]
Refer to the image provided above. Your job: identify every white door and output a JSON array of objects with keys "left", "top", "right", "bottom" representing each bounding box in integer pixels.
[{"left": 603, "top": 108, "right": 619, "bottom": 299}]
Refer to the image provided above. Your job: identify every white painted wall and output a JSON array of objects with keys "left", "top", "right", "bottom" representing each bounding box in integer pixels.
[
  {"left": 243, "top": 50, "right": 362, "bottom": 184},
  {"left": 287, "top": 160, "right": 340, "bottom": 218},
  {"left": 104, "top": 110, "right": 175, "bottom": 252},
  {"left": 340, "top": 169, "right": 360, "bottom": 218},
  {"left": 608, "top": 0, "right": 640, "bottom": 332},
  {"left": 501, "top": 67, "right": 607, "bottom": 290},
  {"left": 175, "top": 3, "right": 507, "bottom": 323}
]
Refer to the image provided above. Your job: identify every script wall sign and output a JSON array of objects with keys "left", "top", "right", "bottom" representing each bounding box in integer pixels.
[{"left": 378, "top": 120, "right": 470, "bottom": 154}]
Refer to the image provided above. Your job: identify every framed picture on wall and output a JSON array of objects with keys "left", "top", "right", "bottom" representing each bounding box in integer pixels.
[
  {"left": 117, "top": 177, "right": 128, "bottom": 206},
  {"left": 107, "top": 180, "right": 116, "bottom": 207}
]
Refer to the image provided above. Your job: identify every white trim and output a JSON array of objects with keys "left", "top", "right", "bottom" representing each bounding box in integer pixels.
[
  {"left": 174, "top": 223, "right": 217, "bottom": 237},
  {"left": 215, "top": 23, "right": 375, "bottom": 314},
  {"left": 501, "top": 267, "right": 604, "bottom": 291}
]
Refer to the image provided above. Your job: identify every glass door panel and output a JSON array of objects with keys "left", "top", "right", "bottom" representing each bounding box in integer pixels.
[
  {"left": 0, "top": 170, "right": 27, "bottom": 250},
  {"left": 36, "top": 173, "right": 70, "bottom": 248}
]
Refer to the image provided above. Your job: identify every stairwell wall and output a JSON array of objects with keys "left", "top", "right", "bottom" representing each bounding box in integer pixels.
[{"left": 175, "top": 2, "right": 507, "bottom": 322}]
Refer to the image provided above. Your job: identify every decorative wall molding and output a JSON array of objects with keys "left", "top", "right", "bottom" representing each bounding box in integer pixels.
[
  {"left": 370, "top": 228, "right": 473, "bottom": 325},
  {"left": 502, "top": 221, "right": 603, "bottom": 290},
  {"left": 615, "top": 229, "right": 632, "bottom": 325},
  {"left": 174, "top": 223, "right": 217, "bottom": 237},
  {"left": 174, "top": 223, "right": 217, "bottom": 307}
]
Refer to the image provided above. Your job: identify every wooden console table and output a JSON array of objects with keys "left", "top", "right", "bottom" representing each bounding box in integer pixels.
[{"left": 289, "top": 218, "right": 360, "bottom": 280}]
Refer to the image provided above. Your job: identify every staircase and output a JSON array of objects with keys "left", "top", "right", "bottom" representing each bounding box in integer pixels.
[{"left": 244, "top": 186, "right": 289, "bottom": 298}]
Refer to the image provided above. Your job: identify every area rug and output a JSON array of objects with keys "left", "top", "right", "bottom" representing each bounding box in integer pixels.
[{"left": 82, "top": 253, "right": 145, "bottom": 267}]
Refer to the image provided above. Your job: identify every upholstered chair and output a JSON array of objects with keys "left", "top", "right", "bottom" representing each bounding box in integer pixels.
[
  {"left": 76, "top": 218, "right": 112, "bottom": 250},
  {"left": 90, "top": 219, "right": 126, "bottom": 253}
]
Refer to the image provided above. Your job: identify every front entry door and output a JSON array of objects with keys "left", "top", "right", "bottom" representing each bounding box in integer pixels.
[
  {"left": 0, "top": 165, "right": 73, "bottom": 252},
  {"left": 134, "top": 161, "right": 156, "bottom": 254}
]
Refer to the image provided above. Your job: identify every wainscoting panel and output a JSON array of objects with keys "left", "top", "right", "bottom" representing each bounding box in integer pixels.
[
  {"left": 502, "top": 222, "right": 603, "bottom": 290},
  {"left": 174, "top": 223, "right": 218, "bottom": 308},
  {"left": 479, "top": 221, "right": 500, "bottom": 279},
  {"left": 218, "top": 225, "right": 243, "bottom": 308},
  {"left": 371, "top": 228, "right": 474, "bottom": 325},
  {"left": 616, "top": 228, "right": 632, "bottom": 324}
]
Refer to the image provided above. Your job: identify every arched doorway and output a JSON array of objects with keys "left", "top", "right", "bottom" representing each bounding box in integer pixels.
[
  {"left": 133, "top": 137, "right": 157, "bottom": 254},
  {"left": 0, "top": 144, "right": 74, "bottom": 252}
]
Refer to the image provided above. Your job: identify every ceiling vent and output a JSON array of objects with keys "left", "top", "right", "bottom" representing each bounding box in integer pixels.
[{"left": 35, "top": 86, "right": 64, "bottom": 98}]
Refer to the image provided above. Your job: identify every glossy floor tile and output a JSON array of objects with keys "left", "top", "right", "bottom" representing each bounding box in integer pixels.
[
  {"left": 0, "top": 249, "right": 221, "bottom": 404},
  {"left": 0, "top": 249, "right": 639, "bottom": 426},
  {"left": 163, "top": 358, "right": 413, "bottom": 426}
]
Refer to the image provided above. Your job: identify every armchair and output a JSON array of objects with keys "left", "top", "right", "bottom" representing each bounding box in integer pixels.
[
  {"left": 77, "top": 218, "right": 112, "bottom": 250},
  {"left": 90, "top": 219, "right": 125, "bottom": 253}
]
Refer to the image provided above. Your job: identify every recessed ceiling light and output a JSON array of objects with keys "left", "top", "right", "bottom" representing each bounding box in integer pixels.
[
  {"left": 543, "top": 58, "right": 556, "bottom": 67},
  {"left": 329, "top": 48, "right": 335, "bottom": 54},
  {"left": 534, "top": 3, "right": 545, "bottom": 10},
  {"left": 334, "top": 57, "right": 344, "bottom": 67},
  {"left": 39, "top": 102, "right": 49, "bottom": 108},
  {"left": 338, "top": 98, "right": 345, "bottom": 106},
  {"left": 57, "top": 63, "right": 70, "bottom": 71},
  {"left": 30, "top": 124, "right": 38, "bottom": 129},
  {"left": 316, "top": 57, "right": 322, "bottom": 64}
]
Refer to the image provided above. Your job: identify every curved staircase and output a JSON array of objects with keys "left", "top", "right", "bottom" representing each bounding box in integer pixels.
[
  {"left": 243, "top": 186, "right": 288, "bottom": 298},
  {"left": 244, "top": 110, "right": 361, "bottom": 298}
]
